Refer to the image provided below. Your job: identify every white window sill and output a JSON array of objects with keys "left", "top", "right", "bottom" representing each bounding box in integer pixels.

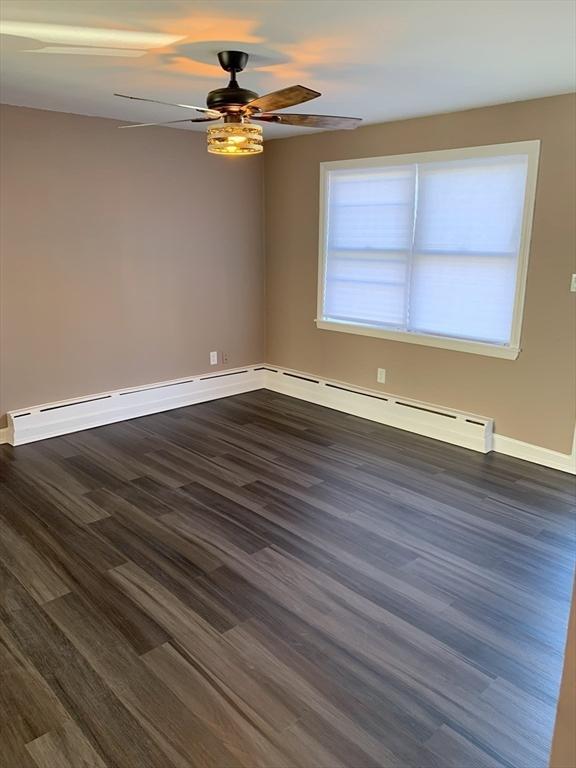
[{"left": 315, "top": 319, "right": 520, "bottom": 360}]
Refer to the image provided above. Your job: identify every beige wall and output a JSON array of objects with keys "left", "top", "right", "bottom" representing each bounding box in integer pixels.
[
  {"left": 264, "top": 94, "right": 576, "bottom": 453},
  {"left": 550, "top": 582, "right": 576, "bottom": 768},
  {"left": 0, "top": 105, "right": 264, "bottom": 421}
]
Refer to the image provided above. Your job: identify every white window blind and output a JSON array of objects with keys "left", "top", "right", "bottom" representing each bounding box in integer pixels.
[{"left": 319, "top": 143, "right": 539, "bottom": 358}]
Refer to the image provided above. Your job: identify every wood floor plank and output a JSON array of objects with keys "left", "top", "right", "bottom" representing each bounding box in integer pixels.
[
  {"left": 0, "top": 516, "right": 70, "bottom": 604},
  {"left": 26, "top": 720, "right": 109, "bottom": 768},
  {"left": 0, "top": 478, "right": 124, "bottom": 574},
  {"left": 0, "top": 618, "right": 70, "bottom": 749},
  {"left": 225, "top": 617, "right": 425, "bottom": 767},
  {"left": 109, "top": 561, "right": 301, "bottom": 732},
  {"left": 44, "top": 592, "right": 241, "bottom": 768},
  {"left": 142, "top": 642, "right": 294, "bottom": 768},
  {"left": 1, "top": 570, "right": 176, "bottom": 768},
  {"left": 86, "top": 488, "right": 222, "bottom": 575},
  {"left": 424, "top": 723, "right": 505, "bottom": 768},
  {"left": 0, "top": 389, "right": 573, "bottom": 768}
]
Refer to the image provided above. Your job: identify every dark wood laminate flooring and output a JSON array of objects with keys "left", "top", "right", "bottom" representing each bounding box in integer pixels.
[{"left": 0, "top": 390, "right": 574, "bottom": 768}]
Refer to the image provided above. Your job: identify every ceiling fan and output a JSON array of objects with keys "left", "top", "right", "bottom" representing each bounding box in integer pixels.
[{"left": 115, "top": 50, "right": 362, "bottom": 155}]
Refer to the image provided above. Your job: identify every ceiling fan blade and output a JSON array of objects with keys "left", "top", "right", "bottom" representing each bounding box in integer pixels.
[
  {"left": 252, "top": 113, "right": 362, "bottom": 129},
  {"left": 244, "top": 85, "right": 320, "bottom": 114},
  {"left": 118, "top": 117, "right": 220, "bottom": 129},
  {"left": 114, "top": 93, "right": 221, "bottom": 117}
]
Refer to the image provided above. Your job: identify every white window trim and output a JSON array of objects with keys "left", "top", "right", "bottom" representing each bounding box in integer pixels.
[{"left": 316, "top": 140, "right": 541, "bottom": 360}]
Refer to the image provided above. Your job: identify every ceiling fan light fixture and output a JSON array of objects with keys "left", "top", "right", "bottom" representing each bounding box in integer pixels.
[{"left": 207, "top": 123, "right": 263, "bottom": 156}]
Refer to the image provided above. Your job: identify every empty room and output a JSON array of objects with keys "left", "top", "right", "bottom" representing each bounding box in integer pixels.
[{"left": 0, "top": 1, "right": 575, "bottom": 767}]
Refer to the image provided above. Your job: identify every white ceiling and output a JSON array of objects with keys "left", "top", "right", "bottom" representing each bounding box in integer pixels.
[{"left": 1, "top": 0, "right": 574, "bottom": 139}]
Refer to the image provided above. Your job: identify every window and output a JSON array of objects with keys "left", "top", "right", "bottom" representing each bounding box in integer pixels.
[{"left": 317, "top": 141, "right": 540, "bottom": 359}]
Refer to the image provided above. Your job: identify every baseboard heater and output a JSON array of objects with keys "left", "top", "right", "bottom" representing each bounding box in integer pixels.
[
  {"left": 5, "top": 364, "right": 493, "bottom": 453},
  {"left": 263, "top": 367, "right": 493, "bottom": 453},
  {"left": 6, "top": 367, "right": 264, "bottom": 446}
]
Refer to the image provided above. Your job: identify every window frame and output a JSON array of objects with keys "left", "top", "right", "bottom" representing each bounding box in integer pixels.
[{"left": 316, "top": 140, "right": 541, "bottom": 360}]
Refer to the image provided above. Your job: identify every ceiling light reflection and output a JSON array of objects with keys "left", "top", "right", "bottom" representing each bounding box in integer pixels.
[{"left": 0, "top": 21, "right": 183, "bottom": 50}]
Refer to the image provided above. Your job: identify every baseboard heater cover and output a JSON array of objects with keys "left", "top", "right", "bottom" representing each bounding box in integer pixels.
[
  {"left": 6, "top": 367, "right": 265, "bottom": 446},
  {"left": 264, "top": 368, "right": 493, "bottom": 453},
  {"left": 5, "top": 364, "right": 493, "bottom": 453}
]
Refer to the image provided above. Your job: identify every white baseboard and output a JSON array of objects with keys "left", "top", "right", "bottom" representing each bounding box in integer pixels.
[
  {"left": 493, "top": 434, "right": 576, "bottom": 474},
  {"left": 3, "top": 363, "right": 574, "bottom": 474}
]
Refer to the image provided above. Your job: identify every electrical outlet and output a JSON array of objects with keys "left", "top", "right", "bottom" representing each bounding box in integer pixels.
[
  {"left": 377, "top": 368, "right": 386, "bottom": 384},
  {"left": 222, "top": 352, "right": 230, "bottom": 364},
  {"left": 571, "top": 274, "right": 576, "bottom": 293},
  {"left": 209, "top": 351, "right": 218, "bottom": 365}
]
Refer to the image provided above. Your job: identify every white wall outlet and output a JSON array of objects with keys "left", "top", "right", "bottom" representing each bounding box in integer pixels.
[
  {"left": 377, "top": 368, "right": 386, "bottom": 384},
  {"left": 209, "top": 351, "right": 218, "bottom": 365},
  {"left": 571, "top": 274, "right": 576, "bottom": 292}
]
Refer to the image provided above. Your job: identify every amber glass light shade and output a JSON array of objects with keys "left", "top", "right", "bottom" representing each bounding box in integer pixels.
[{"left": 207, "top": 123, "right": 263, "bottom": 155}]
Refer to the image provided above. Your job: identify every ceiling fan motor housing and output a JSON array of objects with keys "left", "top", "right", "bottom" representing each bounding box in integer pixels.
[{"left": 206, "top": 84, "right": 259, "bottom": 112}]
